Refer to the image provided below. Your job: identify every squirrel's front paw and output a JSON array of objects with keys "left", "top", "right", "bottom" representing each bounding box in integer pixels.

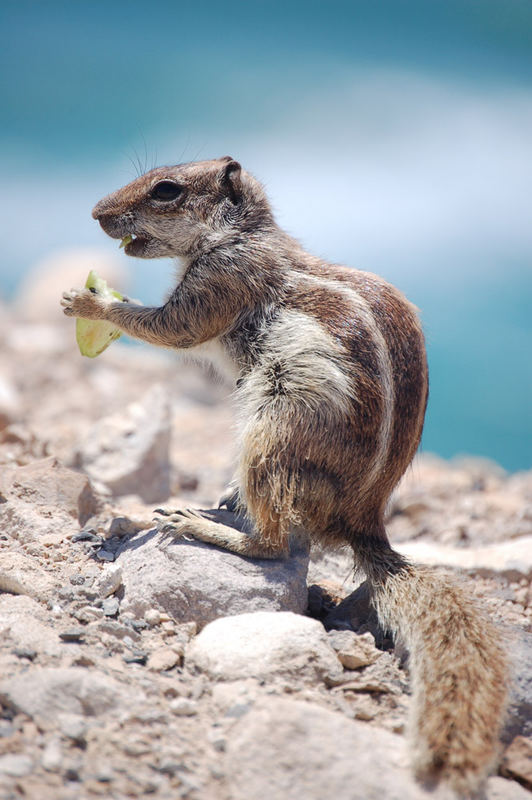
[{"left": 60, "top": 288, "right": 108, "bottom": 320}]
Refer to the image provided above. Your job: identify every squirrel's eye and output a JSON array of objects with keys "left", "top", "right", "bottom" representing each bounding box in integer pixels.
[{"left": 150, "top": 181, "right": 182, "bottom": 202}]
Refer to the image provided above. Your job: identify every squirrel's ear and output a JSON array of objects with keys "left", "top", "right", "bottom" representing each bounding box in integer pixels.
[{"left": 219, "top": 158, "right": 242, "bottom": 205}]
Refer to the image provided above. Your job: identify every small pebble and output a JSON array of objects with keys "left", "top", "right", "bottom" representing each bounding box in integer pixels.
[
  {"left": 148, "top": 647, "right": 180, "bottom": 672},
  {"left": 102, "top": 596, "right": 120, "bottom": 617},
  {"left": 145, "top": 608, "right": 161, "bottom": 626},
  {"left": 207, "top": 729, "right": 226, "bottom": 752},
  {"left": 64, "top": 766, "right": 80, "bottom": 781},
  {"left": 0, "top": 754, "right": 33, "bottom": 777},
  {"left": 210, "top": 765, "right": 225, "bottom": 780},
  {"left": 0, "top": 721, "right": 14, "bottom": 738},
  {"left": 74, "top": 606, "right": 103, "bottom": 624},
  {"left": 180, "top": 621, "right": 198, "bottom": 639},
  {"left": 12, "top": 646, "right": 37, "bottom": 661},
  {"left": 42, "top": 739, "right": 63, "bottom": 772},
  {"left": 59, "top": 628, "right": 85, "bottom": 643},
  {"left": 121, "top": 632, "right": 141, "bottom": 646},
  {"left": 59, "top": 715, "right": 87, "bottom": 744},
  {"left": 122, "top": 740, "right": 151, "bottom": 757},
  {"left": 327, "top": 630, "right": 380, "bottom": 669},
  {"left": 158, "top": 759, "right": 183, "bottom": 776},
  {"left": 123, "top": 650, "right": 148, "bottom": 665},
  {"left": 70, "top": 575, "right": 85, "bottom": 586},
  {"left": 170, "top": 698, "right": 198, "bottom": 717},
  {"left": 72, "top": 530, "right": 102, "bottom": 544},
  {"left": 95, "top": 565, "right": 123, "bottom": 599},
  {"left": 95, "top": 767, "right": 113, "bottom": 783},
  {"left": 109, "top": 516, "right": 144, "bottom": 536},
  {"left": 96, "top": 549, "right": 115, "bottom": 562},
  {"left": 130, "top": 618, "right": 149, "bottom": 632}
]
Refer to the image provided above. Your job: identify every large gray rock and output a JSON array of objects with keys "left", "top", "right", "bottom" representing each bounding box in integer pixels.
[
  {"left": 77, "top": 384, "right": 171, "bottom": 503},
  {"left": 224, "top": 698, "right": 431, "bottom": 800},
  {"left": 0, "top": 595, "right": 62, "bottom": 654},
  {"left": 185, "top": 611, "right": 342, "bottom": 683},
  {"left": 0, "top": 552, "right": 59, "bottom": 601},
  {"left": 0, "top": 456, "right": 97, "bottom": 527},
  {"left": 0, "top": 667, "right": 142, "bottom": 725},
  {"left": 117, "top": 518, "right": 309, "bottom": 628}
]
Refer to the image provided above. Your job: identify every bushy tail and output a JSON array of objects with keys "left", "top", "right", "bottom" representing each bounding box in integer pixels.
[{"left": 362, "top": 543, "right": 508, "bottom": 797}]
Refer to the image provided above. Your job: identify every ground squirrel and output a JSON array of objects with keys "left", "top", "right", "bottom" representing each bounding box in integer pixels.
[{"left": 62, "top": 156, "right": 507, "bottom": 796}]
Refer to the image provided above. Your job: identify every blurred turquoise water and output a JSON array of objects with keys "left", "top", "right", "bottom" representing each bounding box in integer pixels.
[{"left": 1, "top": 0, "right": 531, "bottom": 470}]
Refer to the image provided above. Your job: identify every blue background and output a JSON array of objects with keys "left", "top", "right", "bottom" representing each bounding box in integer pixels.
[{"left": 1, "top": 0, "right": 531, "bottom": 470}]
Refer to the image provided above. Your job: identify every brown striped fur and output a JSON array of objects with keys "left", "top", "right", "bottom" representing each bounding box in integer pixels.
[{"left": 61, "top": 157, "right": 507, "bottom": 797}]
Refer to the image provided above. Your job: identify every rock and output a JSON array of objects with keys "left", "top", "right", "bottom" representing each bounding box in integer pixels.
[
  {"left": 225, "top": 697, "right": 431, "bottom": 800},
  {"left": 96, "top": 620, "right": 140, "bottom": 641},
  {"left": 77, "top": 384, "right": 172, "bottom": 503},
  {"left": 0, "top": 552, "right": 58, "bottom": 601},
  {"left": 0, "top": 667, "right": 141, "bottom": 724},
  {"left": 72, "top": 529, "right": 103, "bottom": 544},
  {"left": 169, "top": 698, "right": 197, "bottom": 716},
  {"left": 147, "top": 647, "right": 181, "bottom": 672},
  {"left": 0, "top": 754, "right": 34, "bottom": 777},
  {"left": 95, "top": 565, "right": 123, "bottom": 598},
  {"left": 397, "top": 536, "right": 532, "bottom": 580},
  {"left": 12, "top": 645, "right": 37, "bottom": 660},
  {"left": 102, "top": 596, "right": 119, "bottom": 617},
  {"left": 500, "top": 736, "right": 532, "bottom": 789},
  {"left": 109, "top": 516, "right": 148, "bottom": 536},
  {"left": 0, "top": 596, "right": 61, "bottom": 660},
  {"left": 58, "top": 713, "right": 88, "bottom": 744},
  {"left": 14, "top": 247, "right": 128, "bottom": 324},
  {"left": 145, "top": 608, "right": 162, "bottom": 626},
  {"left": 41, "top": 738, "right": 63, "bottom": 772},
  {"left": 59, "top": 628, "right": 86, "bottom": 643},
  {"left": 123, "top": 650, "right": 148, "bottom": 665},
  {"left": 328, "top": 651, "right": 405, "bottom": 694},
  {"left": 74, "top": 606, "right": 103, "bottom": 624},
  {"left": 96, "top": 548, "right": 115, "bottom": 562},
  {"left": 185, "top": 611, "right": 342, "bottom": 683},
  {"left": 486, "top": 776, "right": 532, "bottom": 799},
  {"left": 327, "top": 630, "right": 381, "bottom": 669},
  {"left": 0, "top": 457, "right": 98, "bottom": 527},
  {"left": 504, "top": 629, "right": 532, "bottom": 742},
  {"left": 117, "top": 517, "right": 309, "bottom": 627}
]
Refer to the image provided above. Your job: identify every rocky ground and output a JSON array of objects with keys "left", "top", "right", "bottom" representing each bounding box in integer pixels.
[{"left": 0, "top": 254, "right": 530, "bottom": 799}]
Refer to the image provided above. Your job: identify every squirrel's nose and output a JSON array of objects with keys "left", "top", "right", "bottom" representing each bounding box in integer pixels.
[{"left": 92, "top": 200, "right": 105, "bottom": 220}]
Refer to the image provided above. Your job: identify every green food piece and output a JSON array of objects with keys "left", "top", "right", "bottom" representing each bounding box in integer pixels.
[
  {"left": 76, "top": 270, "right": 125, "bottom": 358},
  {"left": 119, "top": 234, "right": 133, "bottom": 249}
]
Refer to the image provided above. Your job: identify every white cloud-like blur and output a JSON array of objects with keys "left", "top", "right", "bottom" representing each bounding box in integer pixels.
[{"left": 238, "top": 71, "right": 532, "bottom": 272}]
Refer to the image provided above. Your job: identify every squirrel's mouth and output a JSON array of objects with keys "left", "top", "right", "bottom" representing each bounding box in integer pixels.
[{"left": 119, "top": 234, "right": 149, "bottom": 256}]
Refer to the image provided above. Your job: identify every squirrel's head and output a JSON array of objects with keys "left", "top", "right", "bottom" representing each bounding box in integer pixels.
[{"left": 92, "top": 157, "right": 273, "bottom": 259}]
